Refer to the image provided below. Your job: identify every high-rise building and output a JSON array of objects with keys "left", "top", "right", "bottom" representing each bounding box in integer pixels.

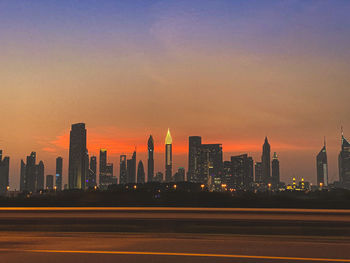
[
  {"left": 174, "top": 167, "right": 185, "bottom": 182},
  {"left": 339, "top": 129, "right": 350, "bottom": 189},
  {"left": 88, "top": 156, "right": 97, "bottom": 188},
  {"left": 272, "top": 152, "right": 280, "bottom": 188},
  {"left": 165, "top": 129, "right": 173, "bottom": 182},
  {"left": 255, "top": 162, "right": 263, "bottom": 183},
  {"left": 127, "top": 150, "right": 137, "bottom": 183},
  {"left": 20, "top": 160, "right": 26, "bottom": 191},
  {"left": 147, "top": 135, "right": 154, "bottom": 182},
  {"left": 68, "top": 123, "right": 88, "bottom": 189},
  {"left": 119, "top": 155, "right": 127, "bottom": 184},
  {"left": 199, "top": 144, "right": 223, "bottom": 186},
  {"left": 46, "top": 175, "right": 54, "bottom": 190},
  {"left": 187, "top": 136, "right": 223, "bottom": 185},
  {"left": 37, "top": 161, "right": 45, "bottom": 190},
  {"left": 55, "top": 157, "right": 63, "bottom": 191},
  {"left": 223, "top": 161, "right": 232, "bottom": 186},
  {"left": 99, "top": 149, "right": 116, "bottom": 190},
  {"left": 20, "top": 152, "right": 45, "bottom": 193},
  {"left": 137, "top": 160, "right": 145, "bottom": 184},
  {"left": 230, "top": 154, "right": 254, "bottom": 189},
  {"left": 316, "top": 141, "right": 328, "bottom": 187},
  {"left": 25, "top": 152, "right": 37, "bottom": 192},
  {"left": 247, "top": 156, "right": 254, "bottom": 188},
  {"left": 262, "top": 137, "right": 271, "bottom": 184},
  {"left": 0, "top": 150, "right": 10, "bottom": 195},
  {"left": 188, "top": 136, "right": 202, "bottom": 182}
]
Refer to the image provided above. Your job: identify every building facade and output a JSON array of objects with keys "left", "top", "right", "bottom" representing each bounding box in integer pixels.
[
  {"left": 316, "top": 142, "right": 328, "bottom": 187},
  {"left": 188, "top": 136, "right": 202, "bottom": 183},
  {"left": 68, "top": 123, "right": 88, "bottom": 189},
  {"left": 88, "top": 156, "right": 97, "bottom": 188},
  {"left": 147, "top": 135, "right": 154, "bottom": 182},
  {"left": 55, "top": 157, "right": 63, "bottom": 191},
  {"left": 119, "top": 155, "right": 127, "bottom": 184},
  {"left": 262, "top": 137, "right": 271, "bottom": 184},
  {"left": 127, "top": 150, "right": 137, "bottom": 183},
  {"left": 46, "top": 175, "right": 54, "bottom": 190},
  {"left": 0, "top": 151, "right": 10, "bottom": 195},
  {"left": 272, "top": 152, "right": 280, "bottom": 188},
  {"left": 137, "top": 160, "right": 145, "bottom": 184},
  {"left": 339, "top": 130, "right": 350, "bottom": 189},
  {"left": 165, "top": 129, "right": 173, "bottom": 182}
]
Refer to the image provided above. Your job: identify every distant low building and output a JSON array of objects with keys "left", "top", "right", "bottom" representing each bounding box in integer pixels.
[{"left": 46, "top": 175, "right": 54, "bottom": 190}]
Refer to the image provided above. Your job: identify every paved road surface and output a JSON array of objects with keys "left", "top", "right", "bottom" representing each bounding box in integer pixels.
[
  {"left": 0, "top": 232, "right": 350, "bottom": 263},
  {"left": 0, "top": 208, "right": 349, "bottom": 262}
]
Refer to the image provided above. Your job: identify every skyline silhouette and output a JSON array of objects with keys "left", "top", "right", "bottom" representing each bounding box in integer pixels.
[{"left": 1, "top": 122, "right": 349, "bottom": 191}]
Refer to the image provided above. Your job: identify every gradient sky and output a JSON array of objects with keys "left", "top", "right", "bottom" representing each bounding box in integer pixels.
[{"left": 1, "top": 0, "right": 350, "bottom": 189}]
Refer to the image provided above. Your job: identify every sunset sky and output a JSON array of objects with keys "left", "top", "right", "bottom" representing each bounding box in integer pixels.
[{"left": 0, "top": 0, "right": 350, "bottom": 189}]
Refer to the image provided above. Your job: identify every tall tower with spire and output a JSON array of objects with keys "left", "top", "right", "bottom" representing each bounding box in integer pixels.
[
  {"left": 339, "top": 128, "right": 350, "bottom": 188},
  {"left": 147, "top": 135, "right": 154, "bottom": 183},
  {"left": 165, "top": 129, "right": 173, "bottom": 182},
  {"left": 316, "top": 139, "right": 328, "bottom": 187},
  {"left": 262, "top": 137, "right": 271, "bottom": 184}
]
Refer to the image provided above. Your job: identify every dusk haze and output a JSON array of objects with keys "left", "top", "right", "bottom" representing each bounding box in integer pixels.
[{"left": 1, "top": 1, "right": 350, "bottom": 263}]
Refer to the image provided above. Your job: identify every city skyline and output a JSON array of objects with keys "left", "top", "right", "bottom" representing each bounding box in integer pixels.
[
  {"left": 0, "top": 1, "right": 350, "bottom": 189},
  {"left": 1, "top": 123, "right": 349, "bottom": 190}
]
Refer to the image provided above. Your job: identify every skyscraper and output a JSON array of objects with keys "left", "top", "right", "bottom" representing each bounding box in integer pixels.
[
  {"left": 147, "top": 135, "right": 154, "bottom": 182},
  {"left": 119, "top": 155, "right": 127, "bottom": 184},
  {"left": 127, "top": 150, "right": 137, "bottom": 183},
  {"left": 68, "top": 123, "right": 88, "bottom": 189},
  {"left": 187, "top": 136, "right": 223, "bottom": 185},
  {"left": 20, "top": 160, "right": 25, "bottom": 191},
  {"left": 165, "top": 129, "right": 172, "bottom": 182},
  {"left": 20, "top": 152, "right": 45, "bottom": 193},
  {"left": 99, "top": 149, "right": 116, "bottom": 190},
  {"left": 262, "top": 137, "right": 271, "bottom": 184},
  {"left": 272, "top": 152, "right": 280, "bottom": 188},
  {"left": 88, "top": 156, "right": 97, "bottom": 188},
  {"left": 199, "top": 144, "right": 223, "bottom": 186},
  {"left": 55, "top": 157, "right": 63, "bottom": 191},
  {"left": 137, "top": 160, "right": 145, "bottom": 184},
  {"left": 25, "top": 152, "right": 37, "bottom": 192},
  {"left": 255, "top": 162, "right": 263, "bottom": 183},
  {"left": 230, "top": 154, "right": 254, "bottom": 189},
  {"left": 0, "top": 151, "right": 10, "bottom": 195},
  {"left": 316, "top": 141, "right": 328, "bottom": 187},
  {"left": 188, "top": 136, "right": 202, "bottom": 183},
  {"left": 46, "top": 175, "right": 54, "bottom": 190},
  {"left": 37, "top": 161, "right": 45, "bottom": 190},
  {"left": 339, "top": 129, "right": 350, "bottom": 189}
]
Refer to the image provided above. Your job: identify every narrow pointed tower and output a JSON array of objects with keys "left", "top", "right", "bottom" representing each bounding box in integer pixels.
[
  {"left": 316, "top": 137, "right": 328, "bottom": 187},
  {"left": 165, "top": 129, "right": 173, "bottom": 182}
]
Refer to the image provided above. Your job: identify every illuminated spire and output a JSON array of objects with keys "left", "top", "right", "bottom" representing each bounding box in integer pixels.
[
  {"left": 272, "top": 152, "right": 278, "bottom": 160},
  {"left": 165, "top": 128, "right": 172, "bottom": 145}
]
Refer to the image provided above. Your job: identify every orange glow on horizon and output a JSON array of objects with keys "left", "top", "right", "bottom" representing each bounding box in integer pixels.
[{"left": 42, "top": 127, "right": 316, "bottom": 156}]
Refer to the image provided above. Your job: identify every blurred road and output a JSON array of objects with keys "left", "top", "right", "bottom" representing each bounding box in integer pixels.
[
  {"left": 0, "top": 207, "right": 350, "bottom": 235},
  {"left": 0, "top": 232, "right": 350, "bottom": 263},
  {"left": 0, "top": 208, "right": 349, "bottom": 262}
]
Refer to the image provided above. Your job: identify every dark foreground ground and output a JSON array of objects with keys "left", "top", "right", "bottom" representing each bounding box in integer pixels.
[{"left": 0, "top": 207, "right": 350, "bottom": 262}]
